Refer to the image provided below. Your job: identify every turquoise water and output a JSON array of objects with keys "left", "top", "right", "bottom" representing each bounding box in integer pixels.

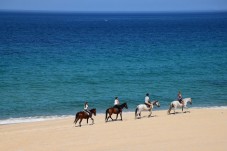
[{"left": 0, "top": 12, "right": 227, "bottom": 123}]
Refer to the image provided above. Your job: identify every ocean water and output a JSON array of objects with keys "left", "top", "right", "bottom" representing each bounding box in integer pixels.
[{"left": 0, "top": 12, "right": 227, "bottom": 124}]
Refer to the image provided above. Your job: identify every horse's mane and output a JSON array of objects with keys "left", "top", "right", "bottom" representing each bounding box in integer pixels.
[
  {"left": 151, "top": 100, "right": 158, "bottom": 104},
  {"left": 120, "top": 102, "right": 127, "bottom": 106}
]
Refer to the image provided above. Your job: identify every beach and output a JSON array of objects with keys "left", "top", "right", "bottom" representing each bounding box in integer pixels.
[
  {"left": 0, "top": 11, "right": 227, "bottom": 151},
  {"left": 0, "top": 108, "right": 226, "bottom": 151}
]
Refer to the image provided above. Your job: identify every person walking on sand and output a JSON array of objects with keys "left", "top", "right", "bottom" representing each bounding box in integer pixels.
[
  {"left": 144, "top": 93, "right": 152, "bottom": 108},
  {"left": 113, "top": 97, "right": 121, "bottom": 112},
  {"left": 84, "top": 102, "right": 91, "bottom": 116}
]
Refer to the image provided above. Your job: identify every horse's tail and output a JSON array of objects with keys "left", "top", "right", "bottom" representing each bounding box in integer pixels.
[
  {"left": 74, "top": 112, "right": 79, "bottom": 124},
  {"left": 167, "top": 103, "right": 172, "bottom": 115},
  {"left": 135, "top": 107, "right": 138, "bottom": 119},
  {"left": 105, "top": 109, "right": 109, "bottom": 122}
]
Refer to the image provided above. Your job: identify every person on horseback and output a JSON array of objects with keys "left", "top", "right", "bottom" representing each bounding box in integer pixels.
[
  {"left": 144, "top": 93, "right": 152, "bottom": 108},
  {"left": 84, "top": 102, "right": 91, "bottom": 117},
  {"left": 177, "top": 91, "right": 184, "bottom": 106},
  {"left": 113, "top": 97, "right": 121, "bottom": 112}
]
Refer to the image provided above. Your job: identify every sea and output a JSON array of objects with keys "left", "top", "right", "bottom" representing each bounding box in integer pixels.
[{"left": 0, "top": 11, "right": 227, "bottom": 124}]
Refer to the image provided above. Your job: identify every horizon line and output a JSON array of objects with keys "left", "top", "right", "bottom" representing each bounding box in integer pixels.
[{"left": 1, "top": 9, "right": 227, "bottom": 14}]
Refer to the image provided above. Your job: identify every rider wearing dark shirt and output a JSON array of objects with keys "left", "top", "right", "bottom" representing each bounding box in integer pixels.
[{"left": 177, "top": 91, "right": 183, "bottom": 105}]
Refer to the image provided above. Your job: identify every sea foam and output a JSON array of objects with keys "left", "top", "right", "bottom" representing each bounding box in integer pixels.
[{"left": 0, "top": 115, "right": 74, "bottom": 125}]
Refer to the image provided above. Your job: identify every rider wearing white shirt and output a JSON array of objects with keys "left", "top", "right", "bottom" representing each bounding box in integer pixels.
[
  {"left": 145, "top": 93, "right": 152, "bottom": 107},
  {"left": 113, "top": 97, "right": 121, "bottom": 112},
  {"left": 84, "top": 102, "right": 91, "bottom": 116},
  {"left": 114, "top": 97, "right": 119, "bottom": 105}
]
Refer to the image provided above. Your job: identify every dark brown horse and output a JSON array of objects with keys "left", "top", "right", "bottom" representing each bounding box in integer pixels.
[
  {"left": 74, "top": 108, "right": 96, "bottom": 127},
  {"left": 105, "top": 102, "right": 128, "bottom": 122}
]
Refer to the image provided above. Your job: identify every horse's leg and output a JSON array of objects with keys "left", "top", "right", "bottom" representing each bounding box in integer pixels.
[
  {"left": 109, "top": 113, "right": 114, "bottom": 121},
  {"left": 74, "top": 118, "right": 79, "bottom": 126},
  {"left": 87, "top": 117, "right": 89, "bottom": 124},
  {"left": 167, "top": 104, "right": 172, "bottom": 114},
  {"left": 79, "top": 118, "right": 82, "bottom": 127},
  {"left": 184, "top": 106, "right": 189, "bottom": 113},
  {"left": 135, "top": 108, "right": 138, "bottom": 119},
  {"left": 90, "top": 117, "right": 94, "bottom": 124},
  {"left": 148, "top": 109, "right": 152, "bottom": 117},
  {"left": 106, "top": 113, "right": 110, "bottom": 121},
  {"left": 116, "top": 113, "right": 119, "bottom": 120},
  {"left": 120, "top": 112, "right": 122, "bottom": 121},
  {"left": 138, "top": 109, "right": 142, "bottom": 118}
]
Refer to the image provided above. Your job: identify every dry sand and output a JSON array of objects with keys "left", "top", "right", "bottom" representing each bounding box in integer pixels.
[{"left": 0, "top": 108, "right": 227, "bottom": 151}]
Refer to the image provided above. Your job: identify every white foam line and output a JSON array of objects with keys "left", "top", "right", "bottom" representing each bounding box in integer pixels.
[
  {"left": 0, "top": 115, "right": 74, "bottom": 125},
  {"left": 1, "top": 106, "right": 227, "bottom": 125},
  {"left": 191, "top": 106, "right": 227, "bottom": 109}
]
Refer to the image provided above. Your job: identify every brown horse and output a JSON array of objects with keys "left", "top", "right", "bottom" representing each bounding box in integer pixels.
[
  {"left": 74, "top": 108, "right": 96, "bottom": 127},
  {"left": 105, "top": 102, "right": 128, "bottom": 122}
]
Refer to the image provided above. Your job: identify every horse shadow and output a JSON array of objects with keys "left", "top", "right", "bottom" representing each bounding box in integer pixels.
[
  {"left": 136, "top": 115, "right": 158, "bottom": 119},
  {"left": 106, "top": 118, "right": 128, "bottom": 122},
  {"left": 75, "top": 123, "right": 94, "bottom": 127},
  {"left": 169, "top": 111, "right": 190, "bottom": 115}
]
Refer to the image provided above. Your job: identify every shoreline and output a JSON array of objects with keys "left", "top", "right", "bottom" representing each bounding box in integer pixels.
[
  {"left": 0, "top": 108, "right": 226, "bottom": 151},
  {"left": 1, "top": 106, "right": 227, "bottom": 125}
]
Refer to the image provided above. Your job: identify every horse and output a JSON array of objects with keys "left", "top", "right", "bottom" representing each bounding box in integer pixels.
[
  {"left": 135, "top": 100, "right": 160, "bottom": 119},
  {"left": 167, "top": 98, "right": 192, "bottom": 114},
  {"left": 74, "top": 108, "right": 96, "bottom": 127},
  {"left": 105, "top": 102, "right": 128, "bottom": 122}
]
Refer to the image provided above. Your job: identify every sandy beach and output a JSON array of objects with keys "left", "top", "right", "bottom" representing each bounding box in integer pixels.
[{"left": 0, "top": 108, "right": 226, "bottom": 151}]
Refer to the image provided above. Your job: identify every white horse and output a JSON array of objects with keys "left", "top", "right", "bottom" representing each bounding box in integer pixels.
[
  {"left": 135, "top": 101, "right": 160, "bottom": 119},
  {"left": 167, "top": 98, "right": 192, "bottom": 114}
]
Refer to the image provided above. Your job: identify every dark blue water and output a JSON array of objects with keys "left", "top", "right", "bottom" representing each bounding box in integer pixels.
[{"left": 0, "top": 12, "right": 227, "bottom": 122}]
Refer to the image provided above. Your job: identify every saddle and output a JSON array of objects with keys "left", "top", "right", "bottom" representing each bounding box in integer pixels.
[
  {"left": 145, "top": 103, "right": 151, "bottom": 108},
  {"left": 114, "top": 107, "right": 121, "bottom": 112},
  {"left": 84, "top": 111, "right": 91, "bottom": 117}
]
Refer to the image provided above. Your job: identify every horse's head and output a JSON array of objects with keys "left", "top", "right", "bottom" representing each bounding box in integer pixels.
[
  {"left": 123, "top": 103, "right": 128, "bottom": 109},
  {"left": 184, "top": 98, "right": 192, "bottom": 105},
  {"left": 91, "top": 108, "right": 96, "bottom": 116},
  {"left": 153, "top": 100, "right": 160, "bottom": 107}
]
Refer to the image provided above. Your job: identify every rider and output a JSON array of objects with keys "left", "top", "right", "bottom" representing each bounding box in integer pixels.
[
  {"left": 144, "top": 93, "right": 152, "bottom": 108},
  {"left": 177, "top": 91, "right": 184, "bottom": 106},
  {"left": 84, "top": 102, "right": 91, "bottom": 116},
  {"left": 113, "top": 97, "right": 121, "bottom": 112}
]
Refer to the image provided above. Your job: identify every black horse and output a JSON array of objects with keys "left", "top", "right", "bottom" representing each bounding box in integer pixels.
[
  {"left": 74, "top": 108, "right": 96, "bottom": 127},
  {"left": 105, "top": 102, "right": 128, "bottom": 122}
]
